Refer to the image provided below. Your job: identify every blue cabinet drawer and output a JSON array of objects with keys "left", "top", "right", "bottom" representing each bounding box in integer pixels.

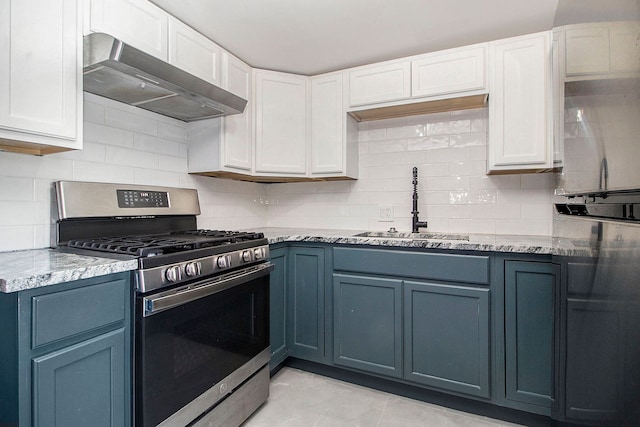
[
  {"left": 333, "top": 247, "right": 489, "bottom": 285},
  {"left": 31, "top": 278, "right": 127, "bottom": 349}
]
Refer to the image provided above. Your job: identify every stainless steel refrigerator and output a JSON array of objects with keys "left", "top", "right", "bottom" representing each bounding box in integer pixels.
[{"left": 552, "top": 1, "right": 640, "bottom": 425}]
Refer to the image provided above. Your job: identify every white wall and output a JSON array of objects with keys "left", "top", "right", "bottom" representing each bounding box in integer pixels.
[
  {"left": 266, "top": 108, "right": 555, "bottom": 235},
  {"left": 0, "top": 94, "right": 267, "bottom": 251},
  {"left": 0, "top": 98, "right": 556, "bottom": 252}
]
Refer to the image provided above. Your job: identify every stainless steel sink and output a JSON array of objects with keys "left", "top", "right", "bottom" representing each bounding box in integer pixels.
[{"left": 352, "top": 231, "right": 469, "bottom": 241}]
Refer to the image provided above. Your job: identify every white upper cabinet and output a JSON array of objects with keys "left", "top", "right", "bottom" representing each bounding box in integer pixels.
[
  {"left": 563, "top": 22, "right": 640, "bottom": 79},
  {"left": 187, "top": 53, "right": 252, "bottom": 176},
  {"left": 411, "top": 45, "right": 487, "bottom": 98},
  {"left": 221, "top": 53, "right": 252, "bottom": 171},
  {"left": 564, "top": 26, "right": 609, "bottom": 76},
  {"left": 168, "top": 17, "right": 222, "bottom": 86},
  {"left": 254, "top": 70, "right": 308, "bottom": 175},
  {"left": 349, "top": 61, "right": 411, "bottom": 107},
  {"left": 488, "top": 31, "right": 553, "bottom": 172},
  {"left": 310, "top": 72, "right": 357, "bottom": 179},
  {"left": 609, "top": 22, "right": 640, "bottom": 73},
  {"left": 88, "top": 0, "right": 168, "bottom": 60},
  {"left": 552, "top": 29, "right": 564, "bottom": 167},
  {"left": 311, "top": 73, "right": 344, "bottom": 175},
  {"left": 0, "top": 0, "right": 82, "bottom": 155}
]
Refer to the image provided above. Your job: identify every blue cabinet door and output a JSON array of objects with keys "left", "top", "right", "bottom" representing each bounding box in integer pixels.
[
  {"left": 32, "top": 328, "right": 127, "bottom": 427},
  {"left": 404, "top": 281, "right": 490, "bottom": 398},
  {"left": 287, "top": 246, "right": 327, "bottom": 362},
  {"left": 504, "top": 261, "right": 557, "bottom": 410},
  {"left": 333, "top": 274, "right": 403, "bottom": 378},
  {"left": 269, "top": 247, "right": 289, "bottom": 370}
]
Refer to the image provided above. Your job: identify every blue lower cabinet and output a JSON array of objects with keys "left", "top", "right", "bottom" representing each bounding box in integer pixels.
[
  {"left": 504, "top": 261, "right": 557, "bottom": 412},
  {"left": 269, "top": 247, "right": 289, "bottom": 370},
  {"left": 32, "top": 328, "right": 127, "bottom": 427},
  {"left": 287, "top": 246, "right": 329, "bottom": 363},
  {"left": 333, "top": 274, "right": 403, "bottom": 378},
  {"left": 0, "top": 272, "right": 132, "bottom": 427},
  {"left": 404, "top": 281, "right": 491, "bottom": 398}
]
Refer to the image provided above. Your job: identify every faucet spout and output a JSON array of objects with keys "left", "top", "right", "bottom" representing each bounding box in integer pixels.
[{"left": 412, "top": 167, "right": 428, "bottom": 233}]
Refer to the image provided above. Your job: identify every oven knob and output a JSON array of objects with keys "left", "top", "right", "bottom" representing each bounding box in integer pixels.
[
  {"left": 253, "top": 248, "right": 264, "bottom": 260},
  {"left": 216, "top": 256, "right": 228, "bottom": 269},
  {"left": 165, "top": 266, "right": 181, "bottom": 282},
  {"left": 241, "top": 250, "right": 251, "bottom": 263},
  {"left": 185, "top": 262, "right": 201, "bottom": 277}
]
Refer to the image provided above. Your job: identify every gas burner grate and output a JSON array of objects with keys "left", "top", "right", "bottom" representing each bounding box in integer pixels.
[
  {"left": 178, "top": 229, "right": 264, "bottom": 241},
  {"left": 66, "top": 230, "right": 265, "bottom": 257}
]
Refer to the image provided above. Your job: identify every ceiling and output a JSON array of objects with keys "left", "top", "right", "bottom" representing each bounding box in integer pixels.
[{"left": 150, "top": 0, "right": 560, "bottom": 76}]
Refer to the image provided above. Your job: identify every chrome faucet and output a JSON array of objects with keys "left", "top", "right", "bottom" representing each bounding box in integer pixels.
[{"left": 412, "top": 167, "right": 428, "bottom": 233}]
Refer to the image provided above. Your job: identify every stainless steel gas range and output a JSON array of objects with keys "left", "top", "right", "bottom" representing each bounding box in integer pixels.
[{"left": 53, "top": 181, "right": 272, "bottom": 427}]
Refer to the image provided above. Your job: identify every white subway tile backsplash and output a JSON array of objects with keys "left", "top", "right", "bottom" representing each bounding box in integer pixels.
[
  {"left": 0, "top": 177, "right": 33, "bottom": 201},
  {"left": 0, "top": 96, "right": 266, "bottom": 251},
  {"left": 33, "top": 179, "right": 54, "bottom": 202},
  {"left": 72, "top": 161, "right": 135, "bottom": 184},
  {"left": 158, "top": 155, "right": 188, "bottom": 173},
  {"left": 133, "top": 133, "right": 182, "bottom": 157},
  {"left": 368, "top": 139, "right": 408, "bottom": 153},
  {"left": 53, "top": 141, "right": 106, "bottom": 163},
  {"left": 106, "top": 146, "right": 159, "bottom": 169},
  {"left": 426, "top": 121, "right": 452, "bottom": 136},
  {"left": 133, "top": 168, "right": 182, "bottom": 187},
  {"left": 407, "top": 136, "right": 449, "bottom": 151},
  {"left": 449, "top": 132, "right": 485, "bottom": 148},
  {"left": 105, "top": 107, "right": 159, "bottom": 136},
  {"left": 449, "top": 120, "right": 471, "bottom": 134},
  {"left": 158, "top": 122, "right": 188, "bottom": 142},
  {"left": 0, "top": 153, "right": 74, "bottom": 180},
  {"left": 359, "top": 128, "right": 387, "bottom": 142},
  {"left": 84, "top": 122, "right": 134, "bottom": 148},
  {"left": 386, "top": 124, "right": 425, "bottom": 139},
  {"left": 0, "top": 226, "right": 34, "bottom": 251},
  {"left": 262, "top": 102, "right": 555, "bottom": 236},
  {"left": 470, "top": 118, "right": 486, "bottom": 132},
  {"left": 83, "top": 100, "right": 105, "bottom": 124},
  {"left": 0, "top": 100, "right": 556, "bottom": 251}
]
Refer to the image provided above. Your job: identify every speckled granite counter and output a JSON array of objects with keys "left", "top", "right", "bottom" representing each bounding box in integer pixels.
[
  {"left": 0, "top": 249, "right": 138, "bottom": 293},
  {"left": 1, "top": 229, "right": 585, "bottom": 293},
  {"left": 258, "top": 227, "right": 582, "bottom": 256}
]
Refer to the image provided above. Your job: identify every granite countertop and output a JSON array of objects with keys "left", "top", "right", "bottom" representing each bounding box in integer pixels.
[
  {"left": 258, "top": 227, "right": 582, "bottom": 256},
  {"left": 0, "top": 249, "right": 138, "bottom": 293},
  {"left": 1, "top": 228, "right": 585, "bottom": 294}
]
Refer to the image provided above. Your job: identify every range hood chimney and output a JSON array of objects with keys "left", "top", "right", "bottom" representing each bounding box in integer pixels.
[{"left": 83, "top": 33, "right": 247, "bottom": 122}]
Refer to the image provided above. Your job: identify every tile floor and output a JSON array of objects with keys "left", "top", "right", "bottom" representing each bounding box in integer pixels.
[{"left": 242, "top": 367, "right": 524, "bottom": 427}]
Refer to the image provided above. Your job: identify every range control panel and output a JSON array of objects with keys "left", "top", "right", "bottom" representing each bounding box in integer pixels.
[{"left": 117, "top": 189, "right": 169, "bottom": 208}]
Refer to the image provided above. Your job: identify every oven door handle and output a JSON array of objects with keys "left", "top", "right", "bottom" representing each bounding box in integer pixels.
[{"left": 143, "top": 262, "right": 274, "bottom": 317}]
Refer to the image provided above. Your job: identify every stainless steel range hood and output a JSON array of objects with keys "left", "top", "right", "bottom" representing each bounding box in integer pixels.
[{"left": 83, "top": 33, "right": 247, "bottom": 122}]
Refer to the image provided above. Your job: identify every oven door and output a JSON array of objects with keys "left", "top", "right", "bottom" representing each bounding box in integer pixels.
[{"left": 134, "top": 263, "right": 272, "bottom": 427}]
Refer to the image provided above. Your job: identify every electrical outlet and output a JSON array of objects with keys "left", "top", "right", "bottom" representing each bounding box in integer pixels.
[{"left": 378, "top": 206, "right": 394, "bottom": 222}]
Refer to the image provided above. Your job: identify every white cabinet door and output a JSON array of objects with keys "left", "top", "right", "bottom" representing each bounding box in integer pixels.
[
  {"left": 89, "top": 0, "right": 168, "bottom": 60},
  {"left": 168, "top": 17, "right": 221, "bottom": 86},
  {"left": 609, "top": 22, "right": 640, "bottom": 73},
  {"left": 222, "top": 53, "right": 252, "bottom": 171},
  {"left": 349, "top": 62, "right": 411, "bottom": 107},
  {"left": 564, "top": 26, "right": 609, "bottom": 76},
  {"left": 311, "top": 73, "right": 344, "bottom": 175},
  {"left": 488, "top": 32, "right": 552, "bottom": 172},
  {"left": 254, "top": 70, "right": 307, "bottom": 175},
  {"left": 187, "top": 54, "right": 252, "bottom": 175},
  {"left": 411, "top": 45, "right": 487, "bottom": 98},
  {"left": 552, "top": 29, "right": 564, "bottom": 167},
  {"left": 0, "top": 0, "right": 82, "bottom": 154}
]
